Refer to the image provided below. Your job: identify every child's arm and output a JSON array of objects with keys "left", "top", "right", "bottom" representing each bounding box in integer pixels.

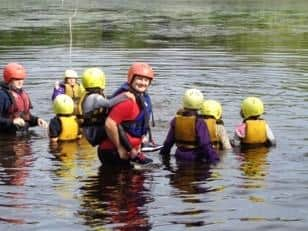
[
  {"left": 106, "top": 93, "right": 131, "bottom": 107},
  {"left": 48, "top": 117, "right": 61, "bottom": 142},
  {"left": 217, "top": 124, "right": 232, "bottom": 149},
  {"left": 84, "top": 93, "right": 131, "bottom": 114},
  {"left": 159, "top": 118, "right": 176, "bottom": 156},
  {"left": 265, "top": 124, "right": 276, "bottom": 146},
  {"left": 231, "top": 122, "right": 246, "bottom": 146},
  {"left": 51, "top": 82, "right": 65, "bottom": 101}
]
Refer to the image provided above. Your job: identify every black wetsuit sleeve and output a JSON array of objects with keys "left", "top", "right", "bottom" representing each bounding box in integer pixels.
[
  {"left": 26, "top": 97, "right": 39, "bottom": 127},
  {"left": 28, "top": 114, "right": 39, "bottom": 127},
  {"left": 118, "top": 124, "right": 132, "bottom": 152},
  {"left": 48, "top": 117, "right": 61, "bottom": 138}
]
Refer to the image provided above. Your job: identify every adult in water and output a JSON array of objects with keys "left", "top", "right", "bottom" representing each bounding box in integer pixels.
[
  {"left": 98, "top": 62, "right": 156, "bottom": 167},
  {"left": 0, "top": 62, "right": 48, "bottom": 134}
]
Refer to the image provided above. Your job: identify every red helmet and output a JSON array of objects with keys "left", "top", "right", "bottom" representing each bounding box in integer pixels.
[
  {"left": 3, "top": 63, "right": 26, "bottom": 83},
  {"left": 127, "top": 62, "right": 154, "bottom": 84}
]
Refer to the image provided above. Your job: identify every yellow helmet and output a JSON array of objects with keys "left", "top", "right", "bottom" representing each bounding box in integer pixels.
[
  {"left": 82, "top": 68, "right": 106, "bottom": 89},
  {"left": 200, "top": 100, "right": 222, "bottom": 120},
  {"left": 182, "top": 88, "right": 204, "bottom": 110},
  {"left": 241, "top": 97, "right": 264, "bottom": 119},
  {"left": 53, "top": 94, "right": 74, "bottom": 115},
  {"left": 64, "top": 69, "right": 78, "bottom": 79}
]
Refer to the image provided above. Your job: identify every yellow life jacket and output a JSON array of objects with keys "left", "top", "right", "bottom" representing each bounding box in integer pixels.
[
  {"left": 76, "top": 92, "right": 87, "bottom": 125},
  {"left": 58, "top": 115, "right": 79, "bottom": 141},
  {"left": 64, "top": 83, "right": 81, "bottom": 102},
  {"left": 242, "top": 119, "right": 267, "bottom": 145},
  {"left": 204, "top": 118, "right": 224, "bottom": 150},
  {"left": 174, "top": 113, "right": 198, "bottom": 149},
  {"left": 204, "top": 118, "right": 219, "bottom": 143}
]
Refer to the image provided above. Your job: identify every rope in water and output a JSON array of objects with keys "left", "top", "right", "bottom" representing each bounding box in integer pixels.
[
  {"left": 61, "top": 0, "right": 79, "bottom": 68},
  {"left": 68, "top": 8, "right": 78, "bottom": 68}
]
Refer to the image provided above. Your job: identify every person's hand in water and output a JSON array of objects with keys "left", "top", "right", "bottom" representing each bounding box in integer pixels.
[
  {"left": 13, "top": 117, "right": 26, "bottom": 127},
  {"left": 38, "top": 118, "right": 48, "bottom": 129}
]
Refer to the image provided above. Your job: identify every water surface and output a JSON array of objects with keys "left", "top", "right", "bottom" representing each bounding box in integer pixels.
[{"left": 0, "top": 1, "right": 308, "bottom": 230}]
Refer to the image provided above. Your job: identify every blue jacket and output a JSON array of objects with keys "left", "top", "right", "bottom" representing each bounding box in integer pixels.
[
  {"left": 0, "top": 82, "right": 38, "bottom": 133},
  {"left": 112, "top": 82, "right": 152, "bottom": 138}
]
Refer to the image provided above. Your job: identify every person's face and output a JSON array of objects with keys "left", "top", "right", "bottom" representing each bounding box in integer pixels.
[
  {"left": 65, "top": 78, "right": 77, "bottom": 86},
  {"left": 10, "top": 79, "right": 24, "bottom": 89},
  {"left": 131, "top": 75, "right": 151, "bottom": 93}
]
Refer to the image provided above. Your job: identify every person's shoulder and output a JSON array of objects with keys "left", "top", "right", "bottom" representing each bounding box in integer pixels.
[
  {"left": 0, "top": 88, "right": 11, "bottom": 100},
  {"left": 144, "top": 92, "right": 152, "bottom": 100},
  {"left": 217, "top": 123, "right": 228, "bottom": 135},
  {"left": 49, "top": 117, "right": 60, "bottom": 126},
  {"left": 196, "top": 117, "right": 209, "bottom": 130},
  {"left": 235, "top": 122, "right": 246, "bottom": 138},
  {"left": 108, "top": 98, "right": 135, "bottom": 117},
  {"left": 0, "top": 88, "right": 6, "bottom": 95},
  {"left": 264, "top": 120, "right": 273, "bottom": 129},
  {"left": 217, "top": 123, "right": 226, "bottom": 129},
  {"left": 196, "top": 116, "right": 206, "bottom": 124}
]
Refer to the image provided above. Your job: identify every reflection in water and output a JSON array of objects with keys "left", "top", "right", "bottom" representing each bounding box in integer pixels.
[
  {"left": 49, "top": 137, "right": 97, "bottom": 177},
  {"left": 48, "top": 138, "right": 97, "bottom": 202},
  {"left": 235, "top": 146, "right": 270, "bottom": 202},
  {"left": 162, "top": 157, "right": 214, "bottom": 228},
  {"left": 49, "top": 141, "right": 80, "bottom": 179},
  {"left": 233, "top": 147, "right": 271, "bottom": 220},
  {"left": 0, "top": 136, "right": 34, "bottom": 224},
  {"left": 0, "top": 136, "right": 33, "bottom": 186},
  {"left": 78, "top": 166, "right": 153, "bottom": 230},
  {"left": 170, "top": 160, "right": 213, "bottom": 196},
  {"left": 237, "top": 146, "right": 270, "bottom": 181}
]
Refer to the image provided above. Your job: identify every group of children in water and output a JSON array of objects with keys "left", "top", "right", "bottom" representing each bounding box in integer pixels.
[
  {"left": 159, "top": 88, "right": 276, "bottom": 164},
  {"left": 0, "top": 62, "right": 276, "bottom": 167}
]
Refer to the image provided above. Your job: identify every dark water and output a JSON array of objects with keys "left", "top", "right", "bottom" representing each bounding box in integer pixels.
[{"left": 1, "top": 0, "right": 308, "bottom": 230}]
